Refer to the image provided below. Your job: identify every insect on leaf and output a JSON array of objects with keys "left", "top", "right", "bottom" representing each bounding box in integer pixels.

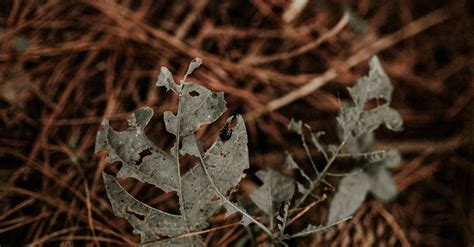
[
  {"left": 181, "top": 115, "right": 250, "bottom": 230},
  {"left": 98, "top": 60, "right": 250, "bottom": 245}
]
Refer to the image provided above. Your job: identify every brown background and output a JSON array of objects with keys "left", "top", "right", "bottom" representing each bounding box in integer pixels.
[{"left": 0, "top": 0, "right": 473, "bottom": 246}]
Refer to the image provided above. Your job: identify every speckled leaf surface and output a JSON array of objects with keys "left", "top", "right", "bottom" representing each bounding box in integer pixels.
[
  {"left": 97, "top": 60, "right": 249, "bottom": 246},
  {"left": 181, "top": 115, "right": 249, "bottom": 229},
  {"left": 249, "top": 170, "right": 295, "bottom": 221},
  {"left": 95, "top": 107, "right": 178, "bottom": 192},
  {"left": 162, "top": 82, "right": 226, "bottom": 136}
]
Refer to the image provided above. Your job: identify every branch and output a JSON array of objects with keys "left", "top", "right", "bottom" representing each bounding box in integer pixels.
[{"left": 247, "top": 6, "right": 452, "bottom": 121}]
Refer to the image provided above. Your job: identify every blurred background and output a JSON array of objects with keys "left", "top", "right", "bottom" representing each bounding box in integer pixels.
[{"left": 0, "top": 0, "right": 473, "bottom": 246}]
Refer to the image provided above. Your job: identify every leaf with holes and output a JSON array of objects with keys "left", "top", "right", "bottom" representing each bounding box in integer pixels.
[
  {"left": 97, "top": 60, "right": 249, "bottom": 246},
  {"left": 337, "top": 56, "right": 403, "bottom": 139}
]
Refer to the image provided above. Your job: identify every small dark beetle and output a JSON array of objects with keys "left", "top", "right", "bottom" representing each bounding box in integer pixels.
[{"left": 219, "top": 122, "right": 233, "bottom": 141}]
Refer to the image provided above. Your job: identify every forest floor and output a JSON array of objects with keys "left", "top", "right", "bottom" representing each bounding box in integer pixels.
[{"left": 0, "top": 0, "right": 473, "bottom": 246}]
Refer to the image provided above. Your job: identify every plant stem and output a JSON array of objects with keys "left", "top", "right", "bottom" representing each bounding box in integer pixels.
[
  {"left": 301, "top": 134, "right": 319, "bottom": 177},
  {"left": 175, "top": 89, "right": 193, "bottom": 245},
  {"left": 294, "top": 135, "right": 348, "bottom": 210},
  {"left": 191, "top": 135, "right": 275, "bottom": 239}
]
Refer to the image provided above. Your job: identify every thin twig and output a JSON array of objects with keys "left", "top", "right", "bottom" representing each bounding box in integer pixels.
[
  {"left": 242, "top": 12, "right": 350, "bottom": 65},
  {"left": 247, "top": 6, "right": 452, "bottom": 120}
]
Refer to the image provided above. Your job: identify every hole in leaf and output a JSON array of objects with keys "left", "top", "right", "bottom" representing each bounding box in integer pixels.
[
  {"left": 363, "top": 98, "right": 388, "bottom": 111},
  {"left": 189, "top": 90, "right": 200, "bottom": 97},
  {"left": 180, "top": 154, "right": 199, "bottom": 175},
  {"left": 155, "top": 232, "right": 170, "bottom": 240},
  {"left": 211, "top": 194, "right": 220, "bottom": 201},
  {"left": 126, "top": 208, "right": 145, "bottom": 221},
  {"left": 135, "top": 149, "right": 152, "bottom": 166},
  {"left": 123, "top": 177, "right": 180, "bottom": 215}
]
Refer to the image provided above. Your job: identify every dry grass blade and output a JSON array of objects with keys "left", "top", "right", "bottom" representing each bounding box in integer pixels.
[{"left": 0, "top": 0, "right": 472, "bottom": 245}]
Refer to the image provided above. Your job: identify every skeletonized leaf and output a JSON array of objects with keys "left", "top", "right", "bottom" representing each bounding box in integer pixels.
[
  {"left": 95, "top": 107, "right": 178, "bottom": 192},
  {"left": 249, "top": 169, "right": 295, "bottom": 221},
  {"left": 99, "top": 76, "right": 248, "bottom": 244},
  {"left": 328, "top": 172, "right": 370, "bottom": 224},
  {"left": 163, "top": 82, "right": 226, "bottom": 136},
  {"left": 369, "top": 168, "right": 398, "bottom": 201}
]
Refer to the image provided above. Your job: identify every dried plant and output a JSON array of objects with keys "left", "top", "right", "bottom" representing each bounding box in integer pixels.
[{"left": 96, "top": 56, "right": 403, "bottom": 246}]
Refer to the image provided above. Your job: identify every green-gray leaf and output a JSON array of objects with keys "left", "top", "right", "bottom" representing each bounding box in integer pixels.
[
  {"left": 181, "top": 115, "right": 249, "bottom": 230},
  {"left": 185, "top": 58, "right": 203, "bottom": 78},
  {"left": 349, "top": 56, "right": 393, "bottom": 106},
  {"left": 379, "top": 149, "right": 402, "bottom": 168},
  {"left": 369, "top": 168, "right": 398, "bottom": 201},
  {"left": 328, "top": 172, "right": 370, "bottom": 224},
  {"left": 102, "top": 173, "right": 196, "bottom": 244},
  {"left": 249, "top": 169, "right": 295, "bottom": 220},
  {"left": 163, "top": 82, "right": 226, "bottom": 136},
  {"left": 156, "top": 67, "right": 181, "bottom": 93},
  {"left": 288, "top": 118, "right": 303, "bottom": 136},
  {"left": 95, "top": 107, "right": 178, "bottom": 192}
]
